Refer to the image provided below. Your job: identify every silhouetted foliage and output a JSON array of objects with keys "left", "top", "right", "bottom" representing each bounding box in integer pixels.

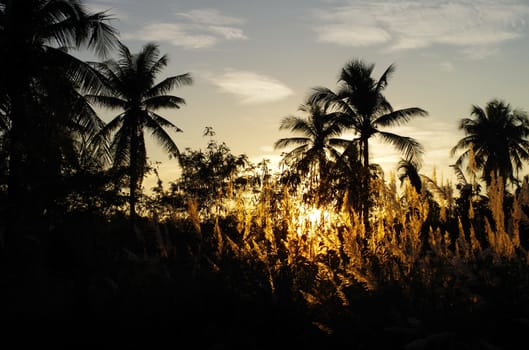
[
  {"left": 451, "top": 99, "right": 529, "bottom": 189},
  {"left": 87, "top": 42, "right": 192, "bottom": 225},
  {"left": 311, "top": 59, "right": 428, "bottom": 227},
  {"left": 397, "top": 158, "right": 423, "bottom": 194},
  {"left": 0, "top": 7, "right": 528, "bottom": 346},
  {"left": 275, "top": 95, "right": 350, "bottom": 205},
  {"left": 174, "top": 128, "right": 251, "bottom": 218},
  {"left": 0, "top": 0, "right": 119, "bottom": 257}
]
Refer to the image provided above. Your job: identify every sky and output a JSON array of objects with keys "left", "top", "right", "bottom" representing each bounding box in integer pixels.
[{"left": 83, "top": 0, "right": 529, "bottom": 191}]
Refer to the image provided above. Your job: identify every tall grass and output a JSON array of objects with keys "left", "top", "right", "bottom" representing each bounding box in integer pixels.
[{"left": 169, "top": 171, "right": 529, "bottom": 346}]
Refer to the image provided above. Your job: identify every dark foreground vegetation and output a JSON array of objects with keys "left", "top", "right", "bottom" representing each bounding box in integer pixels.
[
  {"left": 2, "top": 1, "right": 529, "bottom": 349},
  {"left": 2, "top": 177, "right": 529, "bottom": 350}
]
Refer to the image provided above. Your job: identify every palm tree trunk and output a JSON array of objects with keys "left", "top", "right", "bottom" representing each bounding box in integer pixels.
[
  {"left": 362, "top": 137, "right": 370, "bottom": 233},
  {"left": 130, "top": 173, "right": 137, "bottom": 224},
  {"left": 129, "top": 124, "right": 138, "bottom": 229}
]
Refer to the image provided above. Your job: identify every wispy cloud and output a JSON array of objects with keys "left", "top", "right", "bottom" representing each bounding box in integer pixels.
[
  {"left": 122, "top": 8, "right": 247, "bottom": 49},
  {"left": 440, "top": 61, "right": 455, "bottom": 72},
  {"left": 123, "top": 23, "right": 217, "bottom": 49},
  {"left": 176, "top": 8, "right": 244, "bottom": 26},
  {"left": 312, "top": 0, "right": 529, "bottom": 59},
  {"left": 260, "top": 145, "right": 275, "bottom": 153},
  {"left": 207, "top": 70, "right": 294, "bottom": 104}
]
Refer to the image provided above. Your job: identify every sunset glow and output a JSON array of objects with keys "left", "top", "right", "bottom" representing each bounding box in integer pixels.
[
  {"left": 4, "top": 1, "right": 529, "bottom": 347},
  {"left": 81, "top": 0, "right": 529, "bottom": 191}
]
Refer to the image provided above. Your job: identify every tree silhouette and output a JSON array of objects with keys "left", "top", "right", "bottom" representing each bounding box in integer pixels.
[
  {"left": 88, "top": 42, "right": 192, "bottom": 226},
  {"left": 312, "top": 59, "right": 428, "bottom": 224},
  {"left": 397, "top": 158, "right": 422, "bottom": 194},
  {"left": 450, "top": 99, "right": 529, "bottom": 189},
  {"left": 0, "top": 0, "right": 118, "bottom": 253},
  {"left": 176, "top": 128, "right": 250, "bottom": 218},
  {"left": 274, "top": 95, "right": 350, "bottom": 204}
]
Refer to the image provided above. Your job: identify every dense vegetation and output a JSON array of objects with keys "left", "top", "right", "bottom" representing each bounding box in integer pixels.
[{"left": 2, "top": 1, "right": 529, "bottom": 348}]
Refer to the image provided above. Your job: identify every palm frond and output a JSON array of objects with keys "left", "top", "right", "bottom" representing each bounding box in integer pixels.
[
  {"left": 469, "top": 105, "right": 487, "bottom": 122},
  {"left": 148, "top": 53, "right": 169, "bottom": 78},
  {"left": 148, "top": 112, "right": 183, "bottom": 133},
  {"left": 145, "top": 74, "right": 193, "bottom": 99},
  {"left": 450, "top": 164, "right": 468, "bottom": 185},
  {"left": 308, "top": 87, "right": 346, "bottom": 112},
  {"left": 88, "top": 60, "right": 123, "bottom": 93},
  {"left": 82, "top": 11, "right": 119, "bottom": 58},
  {"left": 98, "top": 113, "right": 125, "bottom": 140},
  {"left": 71, "top": 93, "right": 106, "bottom": 134},
  {"left": 44, "top": 47, "right": 106, "bottom": 95},
  {"left": 117, "top": 41, "right": 133, "bottom": 70},
  {"left": 85, "top": 94, "right": 126, "bottom": 110},
  {"left": 274, "top": 137, "right": 311, "bottom": 150},
  {"left": 450, "top": 136, "right": 475, "bottom": 157},
  {"left": 110, "top": 125, "right": 131, "bottom": 168},
  {"left": 280, "top": 144, "right": 309, "bottom": 163},
  {"left": 133, "top": 43, "right": 161, "bottom": 87},
  {"left": 278, "top": 116, "right": 314, "bottom": 134},
  {"left": 328, "top": 138, "right": 354, "bottom": 149},
  {"left": 339, "top": 59, "right": 375, "bottom": 91},
  {"left": 375, "top": 63, "right": 396, "bottom": 92},
  {"left": 145, "top": 114, "right": 181, "bottom": 159},
  {"left": 375, "top": 107, "right": 428, "bottom": 127},
  {"left": 143, "top": 95, "right": 186, "bottom": 110},
  {"left": 40, "top": 1, "right": 118, "bottom": 58},
  {"left": 378, "top": 131, "right": 424, "bottom": 165}
]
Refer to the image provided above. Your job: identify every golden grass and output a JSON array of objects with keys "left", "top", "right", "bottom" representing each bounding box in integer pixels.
[{"left": 170, "top": 171, "right": 529, "bottom": 334}]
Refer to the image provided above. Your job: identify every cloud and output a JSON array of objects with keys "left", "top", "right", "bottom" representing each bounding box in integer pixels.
[
  {"left": 175, "top": 8, "right": 244, "bottom": 26},
  {"left": 123, "top": 23, "right": 217, "bottom": 49},
  {"left": 440, "top": 61, "right": 455, "bottom": 72},
  {"left": 315, "top": 24, "right": 391, "bottom": 47},
  {"left": 122, "top": 8, "right": 247, "bottom": 49},
  {"left": 208, "top": 70, "right": 294, "bottom": 104},
  {"left": 312, "top": 0, "right": 529, "bottom": 59},
  {"left": 260, "top": 145, "right": 275, "bottom": 153},
  {"left": 460, "top": 46, "right": 499, "bottom": 60},
  {"left": 207, "top": 26, "right": 247, "bottom": 40},
  {"left": 389, "top": 122, "right": 458, "bottom": 145}
]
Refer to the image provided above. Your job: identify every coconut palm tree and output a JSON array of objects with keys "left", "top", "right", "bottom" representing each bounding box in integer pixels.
[
  {"left": 312, "top": 59, "right": 428, "bottom": 224},
  {"left": 0, "top": 0, "right": 118, "bottom": 251},
  {"left": 88, "top": 42, "right": 192, "bottom": 225},
  {"left": 274, "top": 95, "right": 350, "bottom": 204},
  {"left": 450, "top": 99, "right": 529, "bottom": 189},
  {"left": 313, "top": 59, "right": 428, "bottom": 170}
]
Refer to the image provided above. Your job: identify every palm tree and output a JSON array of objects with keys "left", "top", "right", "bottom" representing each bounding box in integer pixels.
[
  {"left": 450, "top": 99, "right": 529, "bottom": 189},
  {"left": 314, "top": 59, "right": 428, "bottom": 169},
  {"left": 313, "top": 59, "right": 428, "bottom": 224},
  {"left": 274, "top": 95, "right": 350, "bottom": 204},
  {"left": 0, "top": 0, "right": 118, "bottom": 250},
  {"left": 88, "top": 42, "right": 192, "bottom": 225},
  {"left": 275, "top": 97, "right": 348, "bottom": 178}
]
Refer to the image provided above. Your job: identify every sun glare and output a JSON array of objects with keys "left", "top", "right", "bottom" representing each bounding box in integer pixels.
[
  {"left": 296, "top": 205, "right": 332, "bottom": 236},
  {"left": 298, "top": 205, "right": 330, "bottom": 225}
]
